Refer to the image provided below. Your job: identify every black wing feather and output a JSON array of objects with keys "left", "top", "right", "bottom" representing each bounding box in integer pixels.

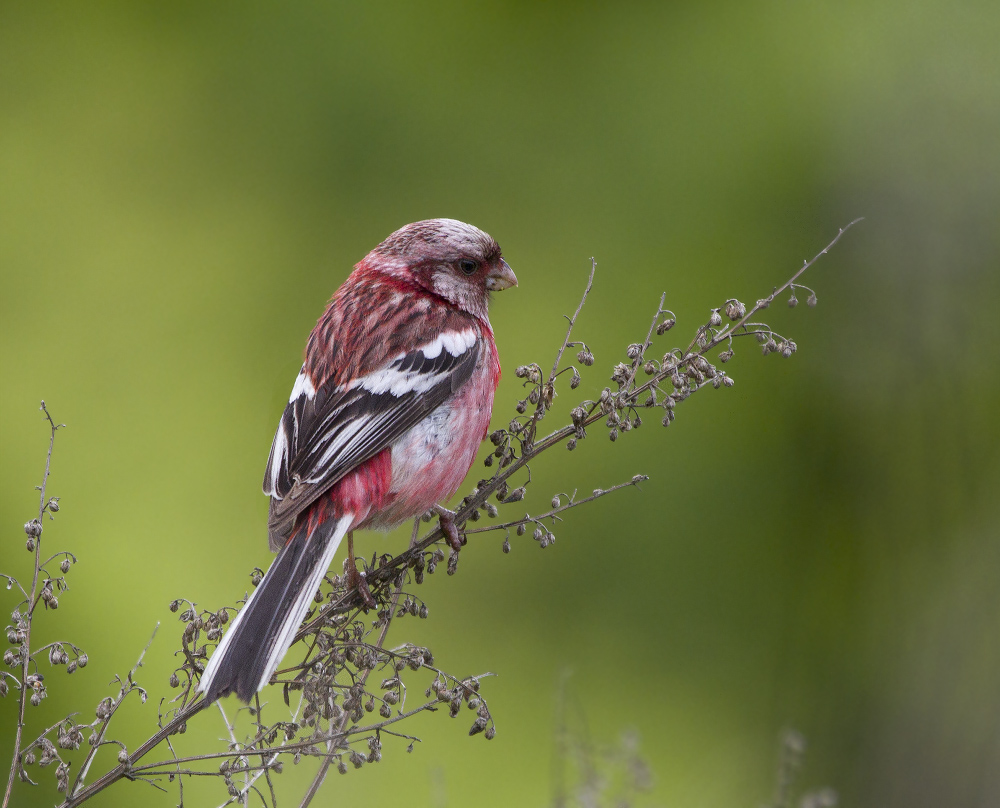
[{"left": 263, "top": 340, "right": 478, "bottom": 548}]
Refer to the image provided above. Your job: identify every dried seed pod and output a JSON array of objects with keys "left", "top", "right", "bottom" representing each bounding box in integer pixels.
[
  {"left": 96, "top": 697, "right": 114, "bottom": 720},
  {"left": 724, "top": 300, "right": 746, "bottom": 320}
]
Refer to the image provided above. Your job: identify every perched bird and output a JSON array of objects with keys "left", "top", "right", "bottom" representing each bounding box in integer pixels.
[{"left": 199, "top": 219, "right": 516, "bottom": 704}]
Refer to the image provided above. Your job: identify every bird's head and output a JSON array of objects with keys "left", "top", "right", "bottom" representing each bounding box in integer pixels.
[{"left": 368, "top": 218, "right": 517, "bottom": 319}]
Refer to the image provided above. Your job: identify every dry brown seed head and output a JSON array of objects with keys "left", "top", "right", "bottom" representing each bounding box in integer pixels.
[{"left": 725, "top": 300, "right": 747, "bottom": 320}]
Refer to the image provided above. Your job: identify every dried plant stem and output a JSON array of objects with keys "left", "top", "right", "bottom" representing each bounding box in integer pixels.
[
  {"left": 3, "top": 403, "right": 61, "bottom": 808},
  {"left": 68, "top": 627, "right": 159, "bottom": 798},
  {"left": 686, "top": 217, "right": 863, "bottom": 358},
  {"left": 60, "top": 700, "right": 209, "bottom": 807},
  {"left": 550, "top": 257, "right": 596, "bottom": 383}
]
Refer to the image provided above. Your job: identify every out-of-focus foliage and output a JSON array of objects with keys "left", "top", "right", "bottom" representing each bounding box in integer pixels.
[{"left": 2, "top": 2, "right": 998, "bottom": 806}]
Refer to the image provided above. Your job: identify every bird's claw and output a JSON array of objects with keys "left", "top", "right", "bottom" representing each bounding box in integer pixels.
[
  {"left": 434, "top": 506, "right": 464, "bottom": 552},
  {"left": 345, "top": 559, "right": 377, "bottom": 610}
]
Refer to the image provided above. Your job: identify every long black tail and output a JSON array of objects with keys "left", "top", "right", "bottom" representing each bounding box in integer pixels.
[{"left": 199, "top": 514, "right": 350, "bottom": 704}]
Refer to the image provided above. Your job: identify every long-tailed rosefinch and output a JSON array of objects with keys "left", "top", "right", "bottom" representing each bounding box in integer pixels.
[{"left": 199, "top": 219, "right": 516, "bottom": 703}]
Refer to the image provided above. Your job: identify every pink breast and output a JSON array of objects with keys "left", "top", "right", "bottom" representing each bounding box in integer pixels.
[{"left": 362, "top": 343, "right": 499, "bottom": 532}]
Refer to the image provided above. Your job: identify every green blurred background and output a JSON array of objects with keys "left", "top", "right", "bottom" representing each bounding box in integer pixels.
[{"left": 2, "top": 1, "right": 999, "bottom": 806}]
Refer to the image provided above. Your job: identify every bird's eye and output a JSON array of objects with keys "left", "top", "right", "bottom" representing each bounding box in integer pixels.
[{"left": 459, "top": 259, "right": 477, "bottom": 275}]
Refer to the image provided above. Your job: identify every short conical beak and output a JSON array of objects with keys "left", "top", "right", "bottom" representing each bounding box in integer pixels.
[{"left": 486, "top": 258, "right": 518, "bottom": 291}]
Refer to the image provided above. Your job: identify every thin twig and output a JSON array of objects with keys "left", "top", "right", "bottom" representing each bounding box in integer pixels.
[
  {"left": 4, "top": 403, "right": 62, "bottom": 808},
  {"left": 464, "top": 475, "right": 647, "bottom": 534},
  {"left": 69, "top": 624, "right": 159, "bottom": 798},
  {"left": 550, "top": 257, "right": 596, "bottom": 384}
]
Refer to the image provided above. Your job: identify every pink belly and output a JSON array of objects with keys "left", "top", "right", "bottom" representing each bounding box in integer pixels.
[{"left": 361, "top": 359, "right": 496, "bottom": 531}]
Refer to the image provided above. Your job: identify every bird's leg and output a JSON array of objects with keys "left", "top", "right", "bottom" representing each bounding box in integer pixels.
[
  {"left": 344, "top": 531, "right": 376, "bottom": 609},
  {"left": 433, "top": 505, "right": 464, "bottom": 552}
]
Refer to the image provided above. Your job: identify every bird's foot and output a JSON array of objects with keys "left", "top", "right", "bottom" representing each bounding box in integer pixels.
[
  {"left": 433, "top": 505, "right": 465, "bottom": 552},
  {"left": 344, "top": 557, "right": 377, "bottom": 610}
]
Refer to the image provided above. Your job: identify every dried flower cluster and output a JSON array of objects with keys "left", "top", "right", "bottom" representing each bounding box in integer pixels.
[{"left": 2, "top": 221, "right": 858, "bottom": 807}]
